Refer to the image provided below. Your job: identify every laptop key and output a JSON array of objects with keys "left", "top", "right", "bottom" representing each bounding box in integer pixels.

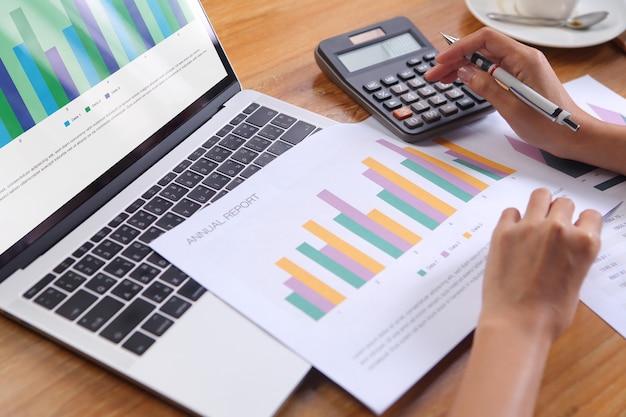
[
  {"left": 112, "top": 279, "right": 143, "bottom": 301},
  {"left": 130, "top": 263, "right": 160, "bottom": 284},
  {"left": 122, "top": 331, "right": 155, "bottom": 355},
  {"left": 144, "top": 196, "right": 173, "bottom": 216},
  {"left": 110, "top": 225, "right": 140, "bottom": 245},
  {"left": 171, "top": 198, "right": 201, "bottom": 218},
  {"left": 53, "top": 257, "right": 75, "bottom": 274},
  {"left": 242, "top": 102, "right": 260, "bottom": 114},
  {"left": 127, "top": 210, "right": 158, "bottom": 230},
  {"left": 103, "top": 257, "right": 136, "bottom": 278},
  {"left": 142, "top": 313, "right": 174, "bottom": 337},
  {"left": 147, "top": 251, "right": 169, "bottom": 269},
  {"left": 72, "top": 242, "right": 94, "bottom": 258},
  {"left": 122, "top": 241, "right": 151, "bottom": 262},
  {"left": 91, "top": 227, "right": 112, "bottom": 243},
  {"left": 100, "top": 298, "right": 155, "bottom": 344},
  {"left": 246, "top": 106, "right": 278, "bottom": 127},
  {"left": 272, "top": 113, "right": 297, "bottom": 129},
  {"left": 155, "top": 212, "right": 185, "bottom": 230},
  {"left": 56, "top": 289, "right": 98, "bottom": 321},
  {"left": 282, "top": 120, "right": 316, "bottom": 145},
  {"left": 143, "top": 281, "right": 174, "bottom": 303},
  {"left": 188, "top": 185, "right": 216, "bottom": 204},
  {"left": 54, "top": 271, "right": 87, "bottom": 292},
  {"left": 178, "top": 279, "right": 206, "bottom": 302},
  {"left": 92, "top": 239, "right": 123, "bottom": 260},
  {"left": 160, "top": 295, "right": 191, "bottom": 319},
  {"left": 160, "top": 265, "right": 188, "bottom": 286},
  {"left": 34, "top": 287, "right": 67, "bottom": 310},
  {"left": 138, "top": 226, "right": 165, "bottom": 244},
  {"left": 85, "top": 273, "right": 117, "bottom": 294},
  {"left": 78, "top": 296, "right": 124, "bottom": 332},
  {"left": 23, "top": 273, "right": 56, "bottom": 299}
]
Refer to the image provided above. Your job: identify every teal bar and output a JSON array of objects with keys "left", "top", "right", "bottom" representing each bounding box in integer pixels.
[
  {"left": 377, "top": 190, "right": 440, "bottom": 231},
  {"left": 454, "top": 159, "right": 503, "bottom": 181},
  {"left": 286, "top": 293, "right": 325, "bottom": 321},
  {"left": 296, "top": 243, "right": 365, "bottom": 288},
  {"left": 401, "top": 159, "right": 473, "bottom": 202},
  {"left": 10, "top": 8, "right": 69, "bottom": 108},
  {"left": 334, "top": 214, "right": 403, "bottom": 259}
]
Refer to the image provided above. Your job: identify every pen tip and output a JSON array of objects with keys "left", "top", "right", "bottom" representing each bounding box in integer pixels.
[{"left": 440, "top": 33, "right": 459, "bottom": 45}]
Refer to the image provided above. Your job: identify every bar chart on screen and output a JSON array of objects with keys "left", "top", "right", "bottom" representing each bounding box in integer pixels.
[
  {"left": 0, "top": 0, "right": 193, "bottom": 147},
  {"left": 278, "top": 137, "right": 516, "bottom": 320}
]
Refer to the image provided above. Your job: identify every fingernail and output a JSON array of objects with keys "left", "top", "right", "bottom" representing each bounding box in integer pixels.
[{"left": 457, "top": 65, "right": 476, "bottom": 83}]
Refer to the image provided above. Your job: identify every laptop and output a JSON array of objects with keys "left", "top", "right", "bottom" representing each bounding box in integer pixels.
[{"left": 0, "top": 1, "right": 336, "bottom": 416}]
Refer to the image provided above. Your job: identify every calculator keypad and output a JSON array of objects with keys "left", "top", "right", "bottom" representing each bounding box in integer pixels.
[{"left": 359, "top": 55, "right": 491, "bottom": 142}]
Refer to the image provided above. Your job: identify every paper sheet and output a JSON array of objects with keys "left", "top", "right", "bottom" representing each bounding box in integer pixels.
[{"left": 151, "top": 75, "right": 622, "bottom": 414}]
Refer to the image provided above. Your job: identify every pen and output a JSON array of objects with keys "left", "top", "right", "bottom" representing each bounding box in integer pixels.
[{"left": 440, "top": 33, "right": 580, "bottom": 132}]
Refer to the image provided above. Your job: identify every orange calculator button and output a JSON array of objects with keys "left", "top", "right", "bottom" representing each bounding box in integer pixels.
[{"left": 393, "top": 106, "right": 413, "bottom": 120}]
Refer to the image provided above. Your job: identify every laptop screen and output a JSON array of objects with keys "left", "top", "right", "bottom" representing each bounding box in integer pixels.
[{"left": 0, "top": 1, "right": 236, "bottom": 270}]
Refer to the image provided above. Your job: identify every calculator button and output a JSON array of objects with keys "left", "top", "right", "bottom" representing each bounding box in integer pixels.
[
  {"left": 373, "top": 90, "right": 392, "bottom": 102},
  {"left": 417, "top": 86, "right": 436, "bottom": 98},
  {"left": 440, "top": 103, "right": 459, "bottom": 116},
  {"left": 445, "top": 88, "right": 464, "bottom": 101},
  {"left": 456, "top": 97, "right": 475, "bottom": 110},
  {"left": 383, "top": 99, "right": 402, "bottom": 111},
  {"left": 404, "top": 116, "right": 424, "bottom": 129},
  {"left": 462, "top": 87, "right": 487, "bottom": 103},
  {"left": 411, "top": 101, "right": 430, "bottom": 113},
  {"left": 364, "top": 81, "right": 382, "bottom": 93},
  {"left": 422, "top": 110, "right": 441, "bottom": 123},
  {"left": 423, "top": 52, "right": 436, "bottom": 61},
  {"left": 393, "top": 106, "right": 413, "bottom": 120},
  {"left": 400, "top": 92, "right": 420, "bottom": 104},
  {"left": 398, "top": 69, "right": 415, "bottom": 81},
  {"left": 434, "top": 82, "right": 453, "bottom": 92},
  {"left": 390, "top": 83, "right": 409, "bottom": 96},
  {"left": 428, "top": 94, "right": 447, "bottom": 107},
  {"left": 407, "top": 78, "right": 426, "bottom": 90},
  {"left": 414, "top": 63, "right": 430, "bottom": 74},
  {"left": 381, "top": 75, "right": 399, "bottom": 86},
  {"left": 406, "top": 57, "right": 421, "bottom": 66}
]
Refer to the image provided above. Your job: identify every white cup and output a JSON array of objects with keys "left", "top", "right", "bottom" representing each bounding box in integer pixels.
[{"left": 514, "top": 0, "right": 579, "bottom": 19}]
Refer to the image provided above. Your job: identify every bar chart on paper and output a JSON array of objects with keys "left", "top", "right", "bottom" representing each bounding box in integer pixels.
[
  {"left": 0, "top": 0, "right": 193, "bottom": 147},
  {"left": 278, "top": 137, "right": 516, "bottom": 320},
  {"left": 505, "top": 103, "right": 626, "bottom": 192}
]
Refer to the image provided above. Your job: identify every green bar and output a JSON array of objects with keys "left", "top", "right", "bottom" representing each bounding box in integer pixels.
[
  {"left": 334, "top": 214, "right": 403, "bottom": 259},
  {"left": 378, "top": 190, "right": 440, "bottom": 231},
  {"left": 286, "top": 293, "right": 325, "bottom": 321},
  {"left": 0, "top": 90, "right": 24, "bottom": 138},
  {"left": 135, "top": 0, "right": 165, "bottom": 43},
  {"left": 112, "top": 0, "right": 148, "bottom": 55},
  {"left": 595, "top": 175, "right": 626, "bottom": 191},
  {"left": 10, "top": 8, "right": 69, "bottom": 108},
  {"left": 157, "top": 0, "right": 180, "bottom": 32},
  {"left": 401, "top": 159, "right": 473, "bottom": 202},
  {"left": 61, "top": 0, "right": 111, "bottom": 80},
  {"left": 454, "top": 159, "right": 503, "bottom": 181},
  {"left": 296, "top": 243, "right": 365, "bottom": 288}
]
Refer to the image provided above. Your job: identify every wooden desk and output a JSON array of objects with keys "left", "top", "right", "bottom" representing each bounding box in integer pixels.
[{"left": 1, "top": 0, "right": 625, "bottom": 415}]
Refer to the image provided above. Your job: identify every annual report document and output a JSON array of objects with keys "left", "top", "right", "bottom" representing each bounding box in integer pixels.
[{"left": 151, "top": 77, "right": 620, "bottom": 414}]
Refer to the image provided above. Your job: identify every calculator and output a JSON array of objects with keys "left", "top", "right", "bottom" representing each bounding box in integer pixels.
[{"left": 315, "top": 17, "right": 494, "bottom": 143}]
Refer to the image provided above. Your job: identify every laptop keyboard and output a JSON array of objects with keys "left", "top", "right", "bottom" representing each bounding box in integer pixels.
[{"left": 22, "top": 102, "right": 320, "bottom": 355}]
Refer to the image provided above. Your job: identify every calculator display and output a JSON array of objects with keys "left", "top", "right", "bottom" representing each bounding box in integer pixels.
[{"left": 338, "top": 32, "right": 422, "bottom": 72}]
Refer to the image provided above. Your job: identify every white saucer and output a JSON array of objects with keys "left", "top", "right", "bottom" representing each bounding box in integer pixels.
[{"left": 465, "top": 0, "right": 626, "bottom": 48}]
